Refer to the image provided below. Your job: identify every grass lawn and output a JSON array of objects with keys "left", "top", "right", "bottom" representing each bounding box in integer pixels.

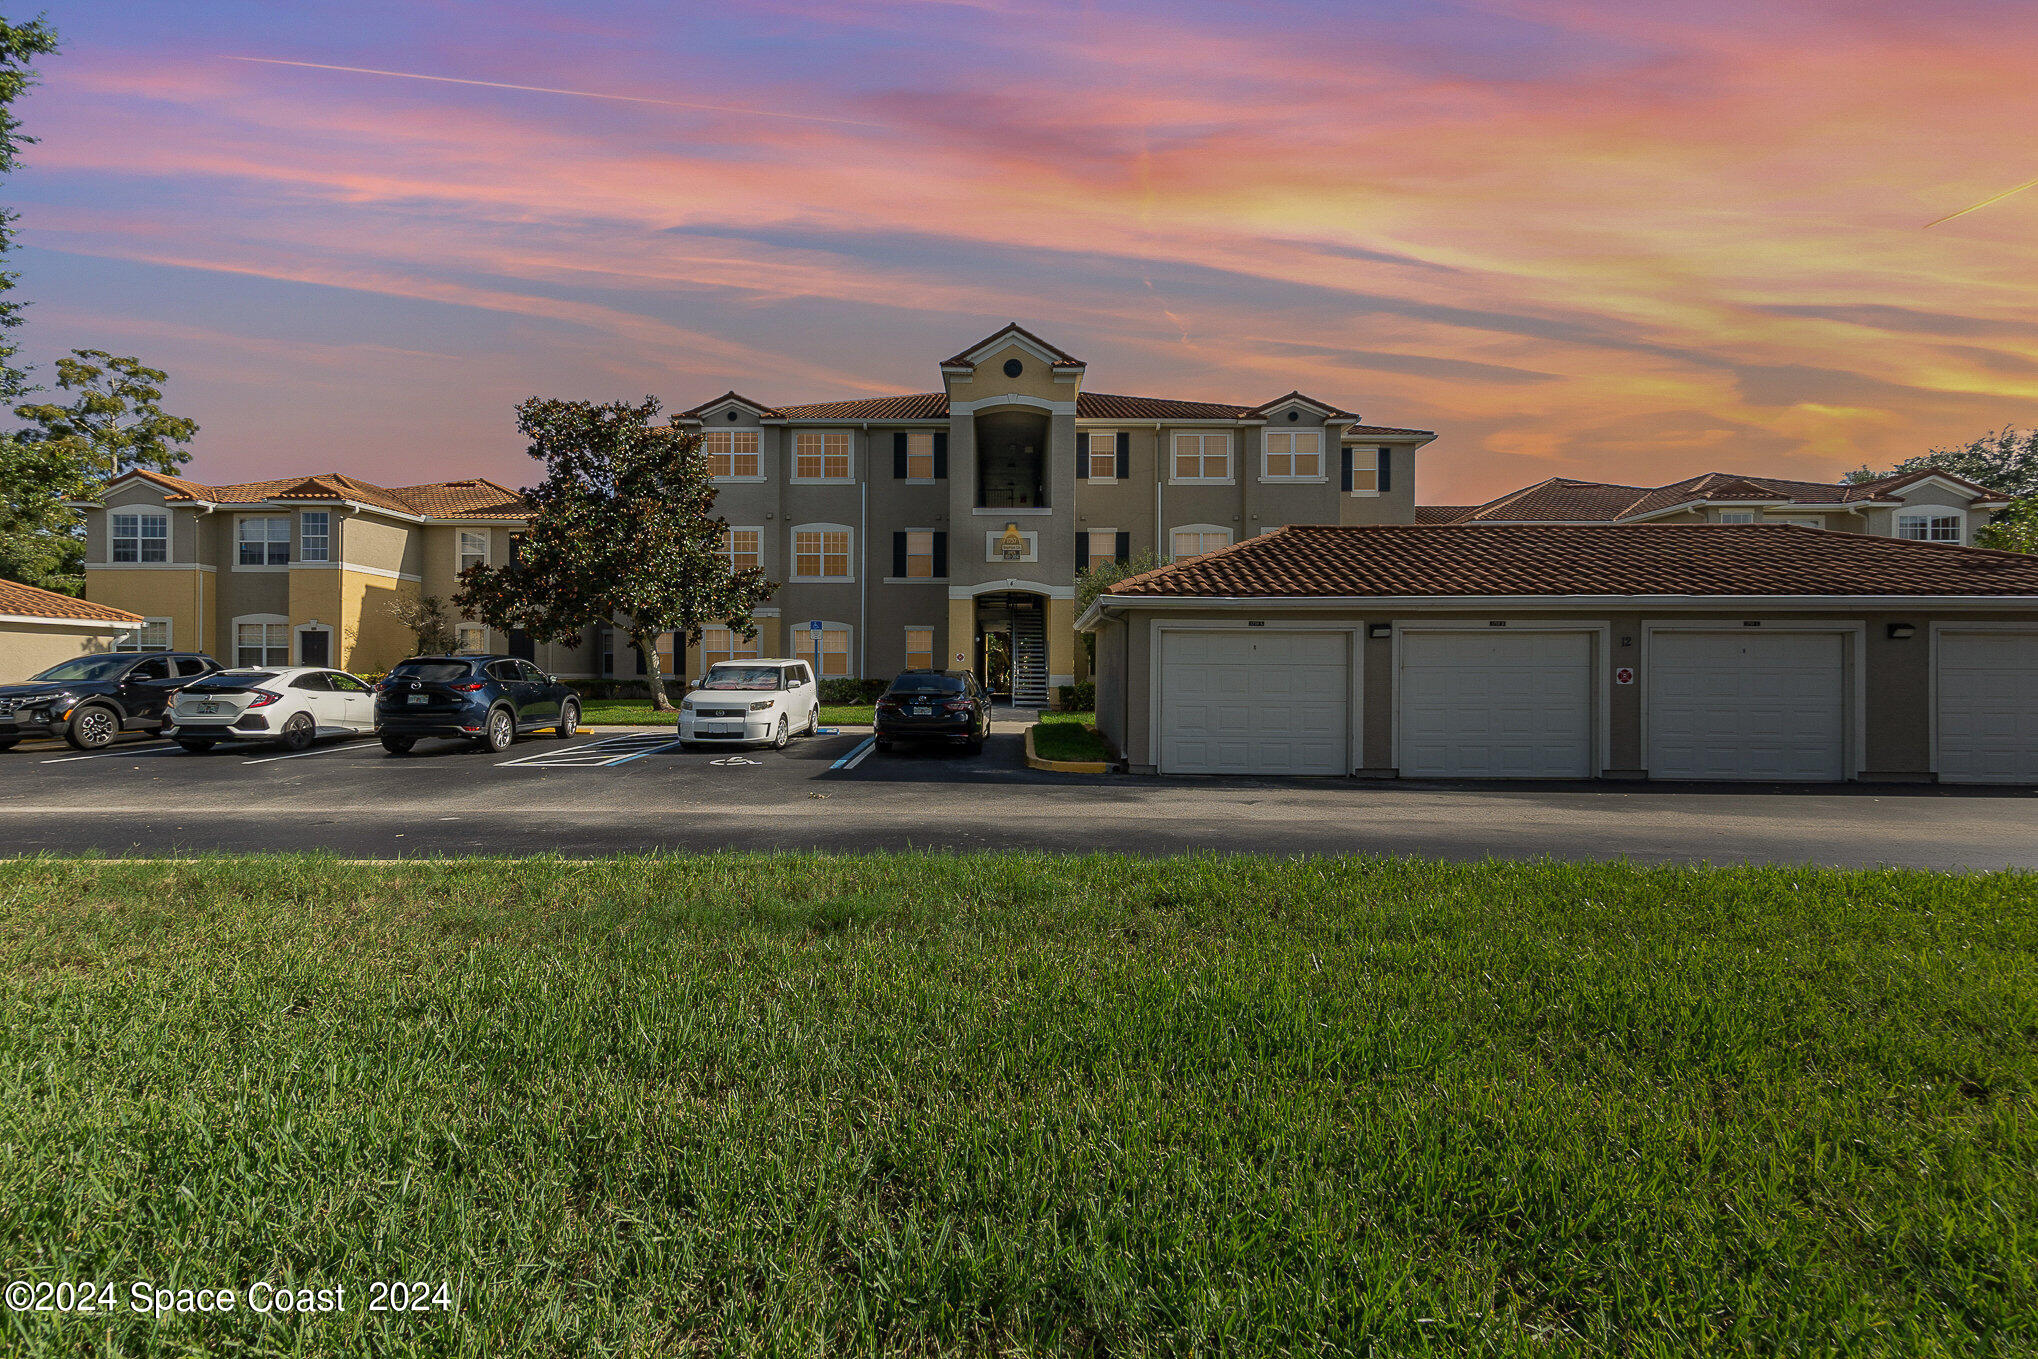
[
  {"left": 1031, "top": 710, "right": 1109, "bottom": 762},
  {"left": 577, "top": 697, "right": 875, "bottom": 727},
  {"left": 1, "top": 855, "right": 2033, "bottom": 1355}
]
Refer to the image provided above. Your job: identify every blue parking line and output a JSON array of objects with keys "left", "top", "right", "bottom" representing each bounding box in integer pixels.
[{"left": 829, "top": 737, "right": 876, "bottom": 771}]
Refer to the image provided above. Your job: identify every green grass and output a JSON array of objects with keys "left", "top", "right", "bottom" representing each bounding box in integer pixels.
[
  {"left": 2, "top": 854, "right": 2034, "bottom": 1356},
  {"left": 1031, "top": 710, "right": 1108, "bottom": 762},
  {"left": 576, "top": 697, "right": 874, "bottom": 727}
]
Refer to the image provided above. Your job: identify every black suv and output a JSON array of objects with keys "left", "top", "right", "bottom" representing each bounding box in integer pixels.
[
  {"left": 0, "top": 651, "right": 221, "bottom": 751},
  {"left": 373, "top": 654, "right": 580, "bottom": 754},
  {"left": 873, "top": 670, "right": 991, "bottom": 755}
]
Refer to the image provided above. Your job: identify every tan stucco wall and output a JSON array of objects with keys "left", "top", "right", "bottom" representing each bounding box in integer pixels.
[
  {"left": 0, "top": 622, "right": 140, "bottom": 683},
  {"left": 943, "top": 341, "right": 1081, "bottom": 406},
  {"left": 83, "top": 567, "right": 215, "bottom": 656}
]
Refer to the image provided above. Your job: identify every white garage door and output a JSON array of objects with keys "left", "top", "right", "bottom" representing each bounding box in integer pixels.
[
  {"left": 1937, "top": 630, "right": 2038, "bottom": 784},
  {"left": 1397, "top": 631, "right": 1592, "bottom": 778},
  {"left": 1648, "top": 631, "right": 1846, "bottom": 781},
  {"left": 1157, "top": 630, "right": 1349, "bottom": 775}
]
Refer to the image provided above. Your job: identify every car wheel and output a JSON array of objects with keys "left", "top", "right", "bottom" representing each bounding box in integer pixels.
[
  {"left": 176, "top": 739, "right": 217, "bottom": 754},
  {"left": 64, "top": 703, "right": 119, "bottom": 751},
  {"left": 772, "top": 716, "right": 789, "bottom": 750},
  {"left": 803, "top": 706, "right": 818, "bottom": 736},
  {"left": 480, "top": 707, "right": 515, "bottom": 753},
  {"left": 281, "top": 712, "right": 316, "bottom": 752},
  {"left": 381, "top": 735, "right": 415, "bottom": 756},
  {"left": 554, "top": 700, "right": 579, "bottom": 738}
]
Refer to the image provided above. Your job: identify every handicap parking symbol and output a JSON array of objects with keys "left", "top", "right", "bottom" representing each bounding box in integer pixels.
[{"left": 709, "top": 755, "right": 762, "bottom": 767}]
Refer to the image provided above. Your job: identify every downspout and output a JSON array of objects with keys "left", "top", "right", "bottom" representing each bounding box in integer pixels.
[
  {"left": 194, "top": 504, "right": 215, "bottom": 655},
  {"left": 1150, "top": 420, "right": 1164, "bottom": 557},
  {"left": 859, "top": 467, "right": 869, "bottom": 680}
]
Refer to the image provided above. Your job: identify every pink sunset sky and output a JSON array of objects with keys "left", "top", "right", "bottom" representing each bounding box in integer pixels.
[{"left": 12, "top": 0, "right": 2038, "bottom": 503}]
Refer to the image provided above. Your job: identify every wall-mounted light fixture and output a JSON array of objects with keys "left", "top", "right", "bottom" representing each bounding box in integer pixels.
[
  {"left": 1367, "top": 623, "right": 1392, "bottom": 639},
  {"left": 1887, "top": 623, "right": 1917, "bottom": 640}
]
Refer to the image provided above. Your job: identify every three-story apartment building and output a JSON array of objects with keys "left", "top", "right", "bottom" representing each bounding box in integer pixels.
[{"left": 77, "top": 325, "right": 1436, "bottom": 694}]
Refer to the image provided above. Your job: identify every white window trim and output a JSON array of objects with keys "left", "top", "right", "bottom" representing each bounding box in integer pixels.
[
  {"left": 790, "top": 620, "right": 855, "bottom": 680},
  {"left": 721, "top": 524, "right": 766, "bottom": 574},
  {"left": 1771, "top": 516, "right": 1823, "bottom": 529},
  {"left": 1896, "top": 509, "right": 1965, "bottom": 544},
  {"left": 298, "top": 510, "right": 332, "bottom": 563},
  {"left": 1260, "top": 429, "right": 1326, "bottom": 483},
  {"left": 231, "top": 612, "right": 292, "bottom": 668},
  {"left": 456, "top": 529, "right": 490, "bottom": 575},
  {"left": 1085, "top": 430, "right": 1119, "bottom": 484},
  {"left": 1085, "top": 527, "right": 1121, "bottom": 570},
  {"left": 1169, "top": 431, "right": 1234, "bottom": 486},
  {"left": 789, "top": 522, "right": 856, "bottom": 582},
  {"left": 233, "top": 514, "right": 292, "bottom": 572},
  {"left": 110, "top": 509, "right": 172, "bottom": 566},
  {"left": 1717, "top": 510, "right": 1757, "bottom": 524},
  {"left": 703, "top": 429, "right": 767, "bottom": 484},
  {"left": 1169, "top": 523, "right": 1232, "bottom": 559},
  {"left": 904, "top": 430, "right": 939, "bottom": 483},
  {"left": 790, "top": 429, "right": 856, "bottom": 485},
  {"left": 114, "top": 616, "right": 174, "bottom": 652},
  {"left": 903, "top": 625, "right": 936, "bottom": 669},
  {"left": 455, "top": 624, "right": 489, "bottom": 653}
]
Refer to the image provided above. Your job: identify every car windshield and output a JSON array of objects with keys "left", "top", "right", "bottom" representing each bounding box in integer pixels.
[
  {"left": 182, "top": 672, "right": 276, "bottom": 693},
  {"left": 389, "top": 661, "right": 474, "bottom": 683},
  {"left": 889, "top": 674, "right": 966, "bottom": 695},
  {"left": 29, "top": 656, "right": 132, "bottom": 683},
  {"left": 700, "top": 665, "right": 781, "bottom": 691}
]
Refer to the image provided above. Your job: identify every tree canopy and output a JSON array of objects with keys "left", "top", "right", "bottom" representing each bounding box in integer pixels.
[
  {"left": 454, "top": 396, "right": 775, "bottom": 709},
  {"left": 1850, "top": 426, "right": 2038, "bottom": 553}
]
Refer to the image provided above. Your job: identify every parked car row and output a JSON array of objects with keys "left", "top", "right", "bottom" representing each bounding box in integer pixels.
[{"left": 1, "top": 650, "right": 997, "bottom": 758}]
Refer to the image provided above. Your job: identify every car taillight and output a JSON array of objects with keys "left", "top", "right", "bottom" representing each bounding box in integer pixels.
[
  {"left": 450, "top": 681, "right": 487, "bottom": 692},
  {"left": 942, "top": 700, "right": 973, "bottom": 713},
  {"left": 246, "top": 689, "right": 281, "bottom": 708},
  {"left": 372, "top": 680, "right": 388, "bottom": 693},
  {"left": 876, "top": 697, "right": 899, "bottom": 710}
]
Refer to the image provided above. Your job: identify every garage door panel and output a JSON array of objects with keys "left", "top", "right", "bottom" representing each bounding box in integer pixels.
[
  {"left": 1937, "top": 631, "right": 2038, "bottom": 784},
  {"left": 1648, "top": 632, "right": 1845, "bottom": 781},
  {"left": 1397, "top": 631, "right": 1593, "bottom": 778},
  {"left": 1158, "top": 631, "right": 1350, "bottom": 775}
]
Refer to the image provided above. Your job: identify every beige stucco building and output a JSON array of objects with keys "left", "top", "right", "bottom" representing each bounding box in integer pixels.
[{"left": 0, "top": 578, "right": 145, "bottom": 683}]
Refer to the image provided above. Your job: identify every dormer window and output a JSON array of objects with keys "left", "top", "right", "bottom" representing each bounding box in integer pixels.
[{"left": 1897, "top": 512, "right": 1961, "bottom": 543}]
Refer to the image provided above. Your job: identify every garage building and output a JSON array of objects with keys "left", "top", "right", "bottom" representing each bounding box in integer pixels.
[
  {"left": 1079, "top": 524, "right": 2038, "bottom": 784},
  {"left": 1, "top": 577, "right": 146, "bottom": 684}
]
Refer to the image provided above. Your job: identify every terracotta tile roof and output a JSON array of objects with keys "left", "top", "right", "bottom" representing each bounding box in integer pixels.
[
  {"left": 676, "top": 390, "right": 779, "bottom": 420},
  {"left": 105, "top": 469, "right": 528, "bottom": 519},
  {"left": 1074, "top": 392, "right": 1251, "bottom": 420},
  {"left": 1340, "top": 424, "right": 1439, "bottom": 440},
  {"left": 771, "top": 393, "right": 951, "bottom": 420},
  {"left": 0, "top": 576, "right": 143, "bottom": 623},
  {"left": 1241, "top": 390, "right": 1361, "bottom": 419},
  {"left": 1460, "top": 467, "right": 2012, "bottom": 523},
  {"left": 1415, "top": 505, "right": 1475, "bottom": 524},
  {"left": 940, "top": 323, "right": 1086, "bottom": 369},
  {"left": 1098, "top": 524, "right": 2038, "bottom": 600}
]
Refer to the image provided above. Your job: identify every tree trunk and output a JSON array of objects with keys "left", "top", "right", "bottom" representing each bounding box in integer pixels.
[{"left": 632, "top": 626, "right": 673, "bottom": 711}]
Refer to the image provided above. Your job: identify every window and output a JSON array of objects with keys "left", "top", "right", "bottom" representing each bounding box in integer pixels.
[
  {"left": 704, "top": 430, "right": 761, "bottom": 478},
  {"left": 1262, "top": 430, "right": 1322, "bottom": 480},
  {"left": 114, "top": 618, "right": 171, "bottom": 652},
  {"left": 818, "top": 626, "right": 850, "bottom": 678},
  {"left": 1086, "top": 529, "right": 1120, "bottom": 570},
  {"left": 903, "top": 530, "right": 935, "bottom": 579},
  {"left": 1086, "top": 431, "right": 1118, "bottom": 481},
  {"left": 793, "top": 526, "right": 852, "bottom": 580},
  {"left": 458, "top": 531, "right": 488, "bottom": 573},
  {"left": 1171, "top": 432, "right": 1231, "bottom": 483},
  {"left": 721, "top": 526, "right": 762, "bottom": 572},
  {"left": 701, "top": 625, "right": 759, "bottom": 669},
  {"left": 904, "top": 627, "right": 934, "bottom": 669},
  {"left": 237, "top": 517, "right": 290, "bottom": 566},
  {"left": 111, "top": 511, "right": 168, "bottom": 564},
  {"left": 235, "top": 621, "right": 290, "bottom": 668},
  {"left": 1171, "top": 526, "right": 1230, "bottom": 559},
  {"left": 1776, "top": 517, "right": 1822, "bottom": 529},
  {"left": 457, "top": 625, "right": 486, "bottom": 652},
  {"left": 1718, "top": 510, "right": 1756, "bottom": 524},
  {"left": 299, "top": 511, "right": 330, "bottom": 562},
  {"left": 1897, "top": 512, "right": 1961, "bottom": 542},
  {"left": 794, "top": 430, "right": 852, "bottom": 480},
  {"left": 906, "top": 431, "right": 936, "bottom": 480}
]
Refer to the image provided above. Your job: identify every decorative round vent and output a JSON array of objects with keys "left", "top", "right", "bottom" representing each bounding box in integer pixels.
[
  {"left": 1287, "top": 410, "right": 1300, "bottom": 421},
  {"left": 725, "top": 409, "right": 740, "bottom": 421},
  {"left": 1003, "top": 358, "right": 1023, "bottom": 378}
]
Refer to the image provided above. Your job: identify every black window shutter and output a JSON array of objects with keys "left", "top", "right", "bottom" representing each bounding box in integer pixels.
[
  {"left": 892, "top": 532, "right": 907, "bottom": 578},
  {"left": 1076, "top": 432, "right": 1088, "bottom": 479},
  {"left": 1077, "top": 540, "right": 1087, "bottom": 574},
  {"left": 1340, "top": 447, "right": 1354, "bottom": 493},
  {"left": 1377, "top": 447, "right": 1392, "bottom": 493},
  {"left": 1115, "top": 530, "right": 1130, "bottom": 562},
  {"left": 893, "top": 432, "right": 908, "bottom": 479},
  {"left": 1115, "top": 431, "right": 1130, "bottom": 478},
  {"left": 932, "top": 431, "right": 948, "bottom": 479},
  {"left": 932, "top": 531, "right": 947, "bottom": 578}
]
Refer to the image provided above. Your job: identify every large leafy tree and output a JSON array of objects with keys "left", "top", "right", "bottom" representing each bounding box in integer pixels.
[
  {"left": 455, "top": 396, "right": 773, "bottom": 710},
  {"left": 1849, "top": 427, "right": 2038, "bottom": 552},
  {"left": 0, "top": 15, "right": 61, "bottom": 588},
  {"left": 15, "top": 349, "right": 198, "bottom": 482}
]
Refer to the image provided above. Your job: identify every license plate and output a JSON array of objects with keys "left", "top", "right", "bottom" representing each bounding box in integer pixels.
[
  {"left": 407, "top": 695, "right": 429, "bottom": 705},
  {"left": 707, "top": 723, "right": 737, "bottom": 734},
  {"left": 912, "top": 706, "right": 932, "bottom": 716},
  {"left": 198, "top": 703, "right": 221, "bottom": 715}
]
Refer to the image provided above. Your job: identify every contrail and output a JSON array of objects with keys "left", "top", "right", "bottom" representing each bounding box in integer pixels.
[
  {"left": 220, "top": 55, "right": 881, "bottom": 128},
  {"left": 1924, "top": 172, "right": 2038, "bottom": 228}
]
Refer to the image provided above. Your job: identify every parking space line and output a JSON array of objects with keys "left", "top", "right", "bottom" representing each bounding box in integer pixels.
[
  {"left": 39, "top": 742, "right": 178, "bottom": 764},
  {"left": 604, "top": 738, "right": 687, "bottom": 766},
  {"left": 240, "top": 740, "right": 382, "bottom": 765},
  {"left": 497, "top": 733, "right": 677, "bottom": 768},
  {"left": 829, "top": 737, "right": 877, "bottom": 771}
]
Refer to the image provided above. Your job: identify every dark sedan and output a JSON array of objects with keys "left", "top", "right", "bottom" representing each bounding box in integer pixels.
[
  {"left": 873, "top": 670, "right": 990, "bottom": 755},
  {"left": 372, "top": 654, "right": 580, "bottom": 754},
  {"left": 0, "top": 651, "right": 221, "bottom": 751}
]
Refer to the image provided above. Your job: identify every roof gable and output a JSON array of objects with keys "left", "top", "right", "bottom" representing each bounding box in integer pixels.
[{"left": 940, "top": 323, "right": 1086, "bottom": 370}]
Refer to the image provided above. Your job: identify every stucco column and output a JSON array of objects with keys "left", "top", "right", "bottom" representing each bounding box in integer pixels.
[
  {"left": 946, "top": 595, "right": 974, "bottom": 673},
  {"left": 1047, "top": 596, "right": 1075, "bottom": 697}
]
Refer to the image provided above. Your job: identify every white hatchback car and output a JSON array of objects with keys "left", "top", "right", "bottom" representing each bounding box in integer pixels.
[
  {"left": 677, "top": 659, "right": 820, "bottom": 750},
  {"left": 166, "top": 666, "right": 378, "bottom": 752}
]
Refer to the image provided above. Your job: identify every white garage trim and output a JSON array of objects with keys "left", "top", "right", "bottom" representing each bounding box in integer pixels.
[
  {"left": 1640, "top": 621, "right": 1865, "bottom": 779},
  {"left": 1929, "top": 622, "right": 2038, "bottom": 783},
  {"left": 1390, "top": 621, "right": 1610, "bottom": 778},
  {"left": 1146, "top": 619, "right": 1362, "bottom": 774}
]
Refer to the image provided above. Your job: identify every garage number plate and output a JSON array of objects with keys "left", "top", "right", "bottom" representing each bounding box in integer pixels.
[{"left": 407, "top": 695, "right": 429, "bottom": 705}]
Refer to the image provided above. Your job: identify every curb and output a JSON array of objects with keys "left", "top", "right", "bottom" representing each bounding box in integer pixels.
[{"left": 1023, "top": 723, "right": 1110, "bottom": 774}]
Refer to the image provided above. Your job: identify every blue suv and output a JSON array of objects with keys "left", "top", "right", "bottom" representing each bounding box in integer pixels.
[{"left": 373, "top": 655, "right": 580, "bottom": 754}]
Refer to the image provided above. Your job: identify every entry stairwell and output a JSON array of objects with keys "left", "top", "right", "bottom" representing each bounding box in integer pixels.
[{"left": 1010, "top": 607, "right": 1050, "bottom": 707}]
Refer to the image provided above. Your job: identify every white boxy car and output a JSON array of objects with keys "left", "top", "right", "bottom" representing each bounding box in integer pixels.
[
  {"left": 677, "top": 659, "right": 820, "bottom": 750},
  {"left": 165, "top": 666, "right": 378, "bottom": 752}
]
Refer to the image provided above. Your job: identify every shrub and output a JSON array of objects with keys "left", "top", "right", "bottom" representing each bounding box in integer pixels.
[
  {"left": 819, "top": 678, "right": 887, "bottom": 705},
  {"left": 1056, "top": 681, "right": 1096, "bottom": 712}
]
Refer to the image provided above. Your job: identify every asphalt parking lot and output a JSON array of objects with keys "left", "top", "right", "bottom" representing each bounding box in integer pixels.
[{"left": 2, "top": 724, "right": 2036, "bottom": 870}]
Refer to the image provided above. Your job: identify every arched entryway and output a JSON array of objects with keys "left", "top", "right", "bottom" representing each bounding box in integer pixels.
[{"left": 972, "top": 589, "right": 1049, "bottom": 705}]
